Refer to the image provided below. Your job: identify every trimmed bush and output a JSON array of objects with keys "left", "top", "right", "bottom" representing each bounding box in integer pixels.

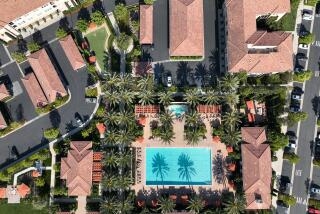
[
  {"left": 27, "top": 42, "right": 41, "bottom": 53},
  {"left": 43, "top": 128, "right": 60, "bottom": 139},
  {"left": 293, "top": 70, "right": 313, "bottom": 82},
  {"left": 76, "top": 19, "right": 89, "bottom": 32},
  {"left": 115, "top": 33, "right": 131, "bottom": 51},
  {"left": 314, "top": 159, "right": 320, "bottom": 167},
  {"left": 278, "top": 193, "right": 296, "bottom": 206},
  {"left": 283, "top": 152, "right": 300, "bottom": 164},
  {"left": 91, "top": 11, "right": 105, "bottom": 26},
  {"left": 287, "top": 112, "right": 308, "bottom": 126},
  {"left": 85, "top": 87, "right": 98, "bottom": 97},
  {"left": 299, "top": 33, "right": 315, "bottom": 44},
  {"left": 56, "top": 27, "right": 67, "bottom": 39},
  {"left": 11, "top": 52, "right": 26, "bottom": 63}
]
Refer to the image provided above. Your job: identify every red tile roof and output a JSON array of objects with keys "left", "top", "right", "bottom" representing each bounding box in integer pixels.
[
  {"left": 17, "top": 183, "right": 30, "bottom": 198},
  {"left": 59, "top": 35, "right": 86, "bottom": 71},
  {"left": 169, "top": 0, "right": 204, "bottom": 56},
  {"left": 0, "top": 188, "right": 6, "bottom": 198},
  {"left": 92, "top": 172, "right": 102, "bottom": 182},
  {"left": 28, "top": 49, "right": 67, "bottom": 103},
  {"left": 92, "top": 162, "right": 102, "bottom": 172},
  {"left": 0, "top": 111, "right": 7, "bottom": 130},
  {"left": 140, "top": 5, "right": 153, "bottom": 44},
  {"left": 21, "top": 72, "right": 48, "bottom": 108},
  {"left": 226, "top": 0, "right": 292, "bottom": 74},
  {"left": 135, "top": 105, "right": 160, "bottom": 114},
  {"left": 60, "top": 141, "right": 93, "bottom": 196},
  {"left": 0, "top": 0, "right": 52, "bottom": 25},
  {"left": 241, "top": 127, "right": 271, "bottom": 209},
  {"left": 196, "top": 105, "right": 221, "bottom": 113},
  {"left": 93, "top": 152, "right": 103, "bottom": 161},
  {"left": 0, "top": 83, "right": 10, "bottom": 101}
]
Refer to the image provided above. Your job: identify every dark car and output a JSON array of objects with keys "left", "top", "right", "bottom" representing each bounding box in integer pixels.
[
  {"left": 296, "top": 52, "right": 308, "bottom": 61},
  {"left": 290, "top": 106, "right": 301, "bottom": 112},
  {"left": 287, "top": 131, "right": 297, "bottom": 140},
  {"left": 316, "top": 3, "right": 320, "bottom": 14},
  {"left": 11, "top": 146, "right": 19, "bottom": 159},
  {"left": 293, "top": 86, "right": 304, "bottom": 95},
  {"left": 75, "top": 112, "right": 83, "bottom": 126}
]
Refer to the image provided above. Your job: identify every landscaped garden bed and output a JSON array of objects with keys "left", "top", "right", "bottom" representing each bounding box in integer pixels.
[{"left": 36, "top": 95, "right": 69, "bottom": 115}]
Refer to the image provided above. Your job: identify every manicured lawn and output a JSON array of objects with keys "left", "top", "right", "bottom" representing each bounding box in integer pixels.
[
  {"left": 305, "top": 0, "right": 319, "bottom": 6},
  {"left": 276, "top": 0, "right": 300, "bottom": 31},
  {"left": 0, "top": 203, "right": 49, "bottom": 214},
  {"left": 86, "top": 27, "right": 109, "bottom": 69}
]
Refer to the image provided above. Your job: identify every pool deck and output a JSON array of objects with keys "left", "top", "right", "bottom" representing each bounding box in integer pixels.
[{"left": 132, "top": 113, "right": 231, "bottom": 199}]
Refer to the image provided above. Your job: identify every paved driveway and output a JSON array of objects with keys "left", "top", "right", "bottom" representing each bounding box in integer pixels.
[{"left": 0, "top": 40, "right": 96, "bottom": 169}]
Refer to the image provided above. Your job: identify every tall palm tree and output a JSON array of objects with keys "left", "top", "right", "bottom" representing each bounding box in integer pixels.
[
  {"left": 139, "top": 90, "right": 155, "bottom": 106},
  {"left": 104, "top": 129, "right": 117, "bottom": 146},
  {"left": 222, "top": 111, "right": 241, "bottom": 131},
  {"left": 160, "top": 112, "right": 174, "bottom": 127},
  {"left": 104, "top": 91, "right": 120, "bottom": 107},
  {"left": 152, "top": 153, "right": 170, "bottom": 184},
  {"left": 116, "top": 129, "right": 135, "bottom": 146},
  {"left": 102, "top": 175, "right": 117, "bottom": 192},
  {"left": 178, "top": 153, "right": 196, "bottom": 183},
  {"left": 204, "top": 90, "right": 220, "bottom": 105},
  {"left": 118, "top": 74, "right": 133, "bottom": 89},
  {"left": 138, "top": 76, "right": 154, "bottom": 91},
  {"left": 223, "top": 194, "right": 246, "bottom": 214},
  {"left": 185, "top": 112, "right": 200, "bottom": 127},
  {"left": 100, "top": 196, "right": 118, "bottom": 214},
  {"left": 116, "top": 151, "right": 132, "bottom": 168},
  {"left": 221, "top": 129, "right": 241, "bottom": 149},
  {"left": 220, "top": 73, "right": 239, "bottom": 92},
  {"left": 103, "top": 150, "right": 118, "bottom": 168},
  {"left": 184, "top": 130, "right": 202, "bottom": 146},
  {"left": 185, "top": 89, "right": 202, "bottom": 107},
  {"left": 223, "top": 93, "right": 239, "bottom": 110},
  {"left": 116, "top": 111, "right": 135, "bottom": 128},
  {"left": 116, "top": 175, "right": 133, "bottom": 190},
  {"left": 187, "top": 195, "right": 204, "bottom": 214},
  {"left": 159, "top": 128, "right": 175, "bottom": 144},
  {"left": 105, "top": 74, "right": 121, "bottom": 91},
  {"left": 159, "top": 91, "right": 174, "bottom": 106},
  {"left": 157, "top": 196, "right": 175, "bottom": 214},
  {"left": 104, "top": 112, "right": 118, "bottom": 126},
  {"left": 119, "top": 91, "right": 135, "bottom": 106}
]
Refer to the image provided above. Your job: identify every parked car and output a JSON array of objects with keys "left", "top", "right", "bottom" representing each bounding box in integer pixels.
[
  {"left": 167, "top": 75, "right": 172, "bottom": 87},
  {"left": 287, "top": 131, "right": 297, "bottom": 141},
  {"left": 293, "top": 86, "right": 304, "bottom": 94},
  {"left": 311, "top": 187, "right": 320, "bottom": 194},
  {"left": 299, "top": 43, "right": 309, "bottom": 49},
  {"left": 303, "top": 13, "right": 313, "bottom": 20},
  {"left": 75, "top": 112, "right": 83, "bottom": 126},
  {"left": 300, "top": 31, "right": 310, "bottom": 36},
  {"left": 316, "top": 3, "right": 320, "bottom": 15},
  {"left": 296, "top": 52, "right": 308, "bottom": 61},
  {"left": 288, "top": 140, "right": 297, "bottom": 149},
  {"left": 290, "top": 106, "right": 301, "bottom": 112},
  {"left": 292, "top": 93, "right": 302, "bottom": 100},
  {"left": 85, "top": 97, "right": 97, "bottom": 103},
  {"left": 309, "top": 207, "right": 320, "bottom": 214}
]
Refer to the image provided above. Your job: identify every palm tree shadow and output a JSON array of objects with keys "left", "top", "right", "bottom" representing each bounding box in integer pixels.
[
  {"left": 152, "top": 153, "right": 170, "bottom": 186},
  {"left": 213, "top": 154, "right": 226, "bottom": 185},
  {"left": 177, "top": 153, "right": 196, "bottom": 185}
]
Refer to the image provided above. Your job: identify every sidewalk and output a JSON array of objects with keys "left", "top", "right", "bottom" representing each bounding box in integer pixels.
[
  {"left": 49, "top": 142, "right": 57, "bottom": 205},
  {"left": 293, "top": 0, "right": 304, "bottom": 54}
]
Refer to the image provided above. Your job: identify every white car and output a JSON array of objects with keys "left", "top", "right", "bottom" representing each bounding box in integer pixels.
[
  {"left": 167, "top": 76, "right": 172, "bottom": 87},
  {"left": 303, "top": 13, "right": 313, "bottom": 20},
  {"left": 299, "top": 43, "right": 309, "bottom": 49},
  {"left": 311, "top": 187, "right": 320, "bottom": 194}
]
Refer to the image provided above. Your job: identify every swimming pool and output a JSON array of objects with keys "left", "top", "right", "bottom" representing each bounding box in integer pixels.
[
  {"left": 145, "top": 148, "right": 212, "bottom": 185},
  {"left": 167, "top": 104, "right": 188, "bottom": 118}
]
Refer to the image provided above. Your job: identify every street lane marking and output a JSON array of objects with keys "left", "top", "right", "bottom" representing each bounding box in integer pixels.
[
  {"left": 295, "top": 169, "right": 302, "bottom": 176},
  {"left": 314, "top": 41, "right": 320, "bottom": 47},
  {"left": 296, "top": 197, "right": 307, "bottom": 205}
]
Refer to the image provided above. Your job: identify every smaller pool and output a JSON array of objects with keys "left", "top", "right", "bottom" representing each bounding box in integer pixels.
[{"left": 168, "top": 104, "right": 188, "bottom": 118}]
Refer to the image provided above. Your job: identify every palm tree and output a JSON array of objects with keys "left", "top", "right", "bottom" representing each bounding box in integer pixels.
[
  {"left": 160, "top": 111, "right": 174, "bottom": 127},
  {"left": 116, "top": 129, "right": 135, "bottom": 146},
  {"left": 222, "top": 111, "right": 241, "bottom": 131},
  {"left": 223, "top": 194, "right": 246, "bottom": 214},
  {"left": 104, "top": 91, "right": 120, "bottom": 107},
  {"left": 152, "top": 153, "right": 170, "bottom": 184},
  {"left": 221, "top": 129, "right": 241, "bottom": 149},
  {"left": 178, "top": 153, "right": 196, "bottom": 183},
  {"left": 116, "top": 151, "right": 132, "bottom": 168},
  {"left": 139, "top": 90, "right": 155, "bottom": 106},
  {"left": 138, "top": 76, "right": 154, "bottom": 91},
  {"left": 104, "top": 129, "right": 117, "bottom": 146},
  {"left": 159, "top": 128, "right": 175, "bottom": 144},
  {"left": 157, "top": 196, "right": 175, "bottom": 213},
  {"left": 185, "top": 89, "right": 202, "bottom": 107},
  {"left": 204, "top": 90, "right": 220, "bottom": 105},
  {"left": 185, "top": 112, "right": 200, "bottom": 127},
  {"left": 223, "top": 93, "right": 239, "bottom": 110},
  {"left": 100, "top": 196, "right": 118, "bottom": 214},
  {"left": 159, "top": 91, "right": 174, "bottom": 106},
  {"left": 105, "top": 74, "right": 120, "bottom": 91},
  {"left": 119, "top": 91, "right": 135, "bottom": 106},
  {"left": 187, "top": 195, "right": 204, "bottom": 214},
  {"left": 103, "top": 150, "right": 118, "bottom": 168},
  {"left": 116, "top": 175, "right": 133, "bottom": 190},
  {"left": 102, "top": 175, "right": 117, "bottom": 192},
  {"left": 116, "top": 111, "right": 135, "bottom": 128},
  {"left": 184, "top": 130, "right": 202, "bottom": 146},
  {"left": 220, "top": 73, "right": 239, "bottom": 92}
]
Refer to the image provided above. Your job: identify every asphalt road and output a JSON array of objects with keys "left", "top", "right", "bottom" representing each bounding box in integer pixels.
[{"left": 0, "top": 40, "right": 96, "bottom": 170}]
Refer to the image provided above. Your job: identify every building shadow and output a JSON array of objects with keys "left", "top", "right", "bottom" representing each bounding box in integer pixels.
[
  {"left": 77, "top": 7, "right": 91, "bottom": 21},
  {"left": 177, "top": 62, "right": 191, "bottom": 87},
  {"left": 49, "top": 109, "right": 61, "bottom": 128},
  {"left": 17, "top": 39, "right": 28, "bottom": 53},
  {"left": 59, "top": 17, "right": 71, "bottom": 32},
  {"left": 92, "top": 0, "right": 105, "bottom": 13},
  {"left": 32, "top": 30, "right": 44, "bottom": 45},
  {"left": 312, "top": 96, "right": 320, "bottom": 115}
]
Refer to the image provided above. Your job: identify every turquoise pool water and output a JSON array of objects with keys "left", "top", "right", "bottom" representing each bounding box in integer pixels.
[
  {"left": 168, "top": 104, "right": 188, "bottom": 118},
  {"left": 146, "top": 148, "right": 212, "bottom": 185}
]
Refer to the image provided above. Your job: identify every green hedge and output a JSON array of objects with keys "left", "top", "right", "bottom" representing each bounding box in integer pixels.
[
  {"left": 0, "top": 121, "right": 25, "bottom": 137},
  {"left": 43, "top": 128, "right": 60, "bottom": 139},
  {"left": 299, "top": 33, "right": 315, "bottom": 45},
  {"left": 36, "top": 95, "right": 69, "bottom": 114},
  {"left": 293, "top": 70, "right": 313, "bottom": 82},
  {"left": 283, "top": 152, "right": 300, "bottom": 164},
  {"left": 11, "top": 52, "right": 26, "bottom": 63}
]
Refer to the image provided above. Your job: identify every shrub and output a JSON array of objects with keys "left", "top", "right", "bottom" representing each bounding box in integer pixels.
[
  {"left": 283, "top": 152, "right": 300, "bottom": 164},
  {"left": 43, "top": 128, "right": 60, "bottom": 139},
  {"left": 27, "top": 42, "right": 41, "bottom": 53},
  {"left": 114, "top": 3, "right": 129, "bottom": 25},
  {"left": 87, "top": 64, "right": 96, "bottom": 74},
  {"left": 299, "top": 33, "right": 315, "bottom": 44},
  {"left": 76, "top": 19, "right": 89, "bottom": 32},
  {"left": 81, "top": 124, "right": 95, "bottom": 138},
  {"left": 116, "top": 33, "right": 131, "bottom": 51},
  {"left": 293, "top": 70, "right": 313, "bottom": 82},
  {"left": 309, "top": 198, "right": 320, "bottom": 209},
  {"left": 56, "top": 27, "right": 67, "bottom": 39},
  {"left": 86, "top": 87, "right": 98, "bottom": 97},
  {"left": 314, "top": 159, "right": 320, "bottom": 167},
  {"left": 91, "top": 11, "right": 105, "bottom": 26},
  {"left": 268, "top": 131, "right": 289, "bottom": 152},
  {"left": 34, "top": 177, "right": 46, "bottom": 187},
  {"left": 11, "top": 51, "right": 26, "bottom": 63},
  {"left": 278, "top": 193, "right": 296, "bottom": 206},
  {"left": 317, "top": 119, "right": 320, "bottom": 127},
  {"left": 144, "top": 0, "right": 155, "bottom": 4},
  {"left": 287, "top": 112, "right": 308, "bottom": 126},
  {"left": 95, "top": 104, "right": 106, "bottom": 118}
]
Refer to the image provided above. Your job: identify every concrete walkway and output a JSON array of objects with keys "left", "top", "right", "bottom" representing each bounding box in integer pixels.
[
  {"left": 49, "top": 142, "right": 57, "bottom": 205},
  {"left": 75, "top": 196, "right": 87, "bottom": 214},
  {"left": 293, "top": 0, "right": 304, "bottom": 54},
  {"left": 107, "top": 12, "right": 120, "bottom": 36},
  {"left": 13, "top": 166, "right": 51, "bottom": 186}
]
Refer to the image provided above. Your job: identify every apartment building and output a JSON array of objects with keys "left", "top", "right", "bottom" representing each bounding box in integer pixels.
[{"left": 0, "top": 0, "right": 78, "bottom": 43}]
